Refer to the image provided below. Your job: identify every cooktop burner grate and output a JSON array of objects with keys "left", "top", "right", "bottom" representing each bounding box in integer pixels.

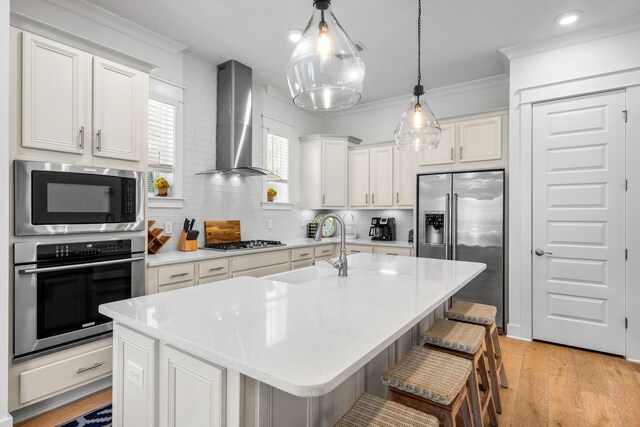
[{"left": 202, "top": 240, "right": 285, "bottom": 252}]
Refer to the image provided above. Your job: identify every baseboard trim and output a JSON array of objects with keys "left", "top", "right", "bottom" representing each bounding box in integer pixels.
[
  {"left": 0, "top": 414, "right": 13, "bottom": 427},
  {"left": 626, "top": 357, "right": 640, "bottom": 364},
  {"left": 10, "top": 377, "right": 111, "bottom": 424},
  {"left": 505, "top": 323, "right": 532, "bottom": 341}
]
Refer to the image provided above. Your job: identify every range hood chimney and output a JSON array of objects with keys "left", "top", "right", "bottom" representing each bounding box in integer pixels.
[{"left": 196, "top": 60, "right": 275, "bottom": 177}]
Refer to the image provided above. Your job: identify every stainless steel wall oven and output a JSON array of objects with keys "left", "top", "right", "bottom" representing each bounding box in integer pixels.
[
  {"left": 14, "top": 160, "right": 145, "bottom": 235},
  {"left": 13, "top": 237, "right": 145, "bottom": 360}
]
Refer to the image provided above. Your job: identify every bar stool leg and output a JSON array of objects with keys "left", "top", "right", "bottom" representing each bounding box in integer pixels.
[
  {"left": 478, "top": 347, "right": 499, "bottom": 427},
  {"left": 484, "top": 323, "right": 503, "bottom": 414},
  {"left": 467, "top": 362, "right": 483, "bottom": 427},
  {"left": 491, "top": 326, "right": 509, "bottom": 388}
]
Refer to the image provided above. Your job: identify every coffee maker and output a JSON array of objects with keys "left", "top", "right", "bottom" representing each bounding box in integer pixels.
[{"left": 369, "top": 217, "right": 396, "bottom": 241}]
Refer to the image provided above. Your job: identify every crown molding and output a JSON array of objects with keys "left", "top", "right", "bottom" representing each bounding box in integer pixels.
[
  {"left": 324, "top": 74, "right": 509, "bottom": 119},
  {"left": 42, "top": 0, "right": 187, "bottom": 55},
  {"left": 11, "top": 11, "right": 158, "bottom": 73},
  {"left": 500, "top": 13, "right": 640, "bottom": 60}
]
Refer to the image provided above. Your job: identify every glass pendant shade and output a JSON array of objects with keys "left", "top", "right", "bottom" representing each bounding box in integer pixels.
[
  {"left": 285, "top": 2, "right": 365, "bottom": 111},
  {"left": 394, "top": 92, "right": 441, "bottom": 151}
]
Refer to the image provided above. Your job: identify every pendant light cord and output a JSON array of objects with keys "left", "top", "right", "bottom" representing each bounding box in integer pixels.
[{"left": 417, "top": 0, "right": 422, "bottom": 89}]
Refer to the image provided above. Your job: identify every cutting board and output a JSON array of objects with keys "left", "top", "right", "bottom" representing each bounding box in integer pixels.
[{"left": 205, "top": 220, "right": 241, "bottom": 244}]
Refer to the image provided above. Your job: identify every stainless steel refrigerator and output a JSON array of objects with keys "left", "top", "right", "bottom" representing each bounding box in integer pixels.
[{"left": 417, "top": 170, "right": 506, "bottom": 330}]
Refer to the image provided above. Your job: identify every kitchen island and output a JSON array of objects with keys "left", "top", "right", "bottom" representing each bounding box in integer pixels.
[{"left": 100, "top": 253, "right": 485, "bottom": 427}]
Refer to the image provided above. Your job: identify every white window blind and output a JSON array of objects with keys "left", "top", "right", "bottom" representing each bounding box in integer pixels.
[
  {"left": 267, "top": 134, "right": 289, "bottom": 182},
  {"left": 148, "top": 99, "right": 176, "bottom": 173}
]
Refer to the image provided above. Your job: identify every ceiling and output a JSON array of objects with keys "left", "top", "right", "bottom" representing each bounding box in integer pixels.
[{"left": 85, "top": 0, "right": 640, "bottom": 103}]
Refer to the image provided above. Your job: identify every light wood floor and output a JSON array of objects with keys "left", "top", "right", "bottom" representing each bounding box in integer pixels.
[
  {"left": 13, "top": 337, "right": 640, "bottom": 427},
  {"left": 14, "top": 388, "right": 111, "bottom": 427}
]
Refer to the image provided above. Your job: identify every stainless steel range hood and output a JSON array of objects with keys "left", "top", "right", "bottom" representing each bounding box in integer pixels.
[{"left": 196, "top": 60, "right": 276, "bottom": 177}]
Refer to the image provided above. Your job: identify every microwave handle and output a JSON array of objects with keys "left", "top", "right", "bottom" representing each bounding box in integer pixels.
[{"left": 19, "top": 256, "right": 144, "bottom": 275}]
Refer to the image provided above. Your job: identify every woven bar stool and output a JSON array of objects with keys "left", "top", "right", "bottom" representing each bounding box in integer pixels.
[
  {"left": 446, "top": 301, "right": 508, "bottom": 414},
  {"left": 382, "top": 346, "right": 474, "bottom": 427},
  {"left": 422, "top": 319, "right": 498, "bottom": 427},
  {"left": 335, "top": 393, "right": 440, "bottom": 427}
]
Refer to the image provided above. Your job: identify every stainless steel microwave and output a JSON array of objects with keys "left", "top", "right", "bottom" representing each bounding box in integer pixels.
[{"left": 14, "top": 160, "right": 145, "bottom": 235}]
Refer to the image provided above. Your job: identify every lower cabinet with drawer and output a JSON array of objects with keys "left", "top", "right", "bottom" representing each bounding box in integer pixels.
[
  {"left": 198, "top": 258, "right": 230, "bottom": 284},
  {"left": 345, "top": 245, "right": 373, "bottom": 255},
  {"left": 232, "top": 262, "right": 290, "bottom": 278},
  {"left": 373, "top": 247, "right": 413, "bottom": 256},
  {"left": 291, "top": 258, "right": 314, "bottom": 270},
  {"left": 314, "top": 244, "right": 336, "bottom": 258}
]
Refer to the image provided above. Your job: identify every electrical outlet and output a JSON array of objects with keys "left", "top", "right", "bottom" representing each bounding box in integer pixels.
[
  {"left": 126, "top": 360, "right": 144, "bottom": 389},
  {"left": 267, "top": 219, "right": 273, "bottom": 229},
  {"left": 164, "top": 221, "right": 172, "bottom": 235}
]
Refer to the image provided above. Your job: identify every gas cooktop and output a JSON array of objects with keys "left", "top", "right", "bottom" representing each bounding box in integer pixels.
[{"left": 202, "top": 240, "right": 286, "bottom": 252}]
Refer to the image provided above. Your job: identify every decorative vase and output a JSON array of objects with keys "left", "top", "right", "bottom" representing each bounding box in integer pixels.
[
  {"left": 267, "top": 193, "right": 275, "bottom": 202},
  {"left": 157, "top": 187, "right": 168, "bottom": 197}
]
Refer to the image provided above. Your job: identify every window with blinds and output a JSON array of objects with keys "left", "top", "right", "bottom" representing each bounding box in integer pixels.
[
  {"left": 266, "top": 134, "right": 289, "bottom": 182},
  {"left": 148, "top": 99, "right": 176, "bottom": 195}
]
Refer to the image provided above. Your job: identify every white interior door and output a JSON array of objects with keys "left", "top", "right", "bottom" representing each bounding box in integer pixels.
[{"left": 532, "top": 90, "right": 626, "bottom": 355}]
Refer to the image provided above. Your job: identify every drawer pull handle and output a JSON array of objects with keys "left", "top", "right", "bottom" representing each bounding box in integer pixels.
[
  {"left": 77, "top": 362, "right": 104, "bottom": 374},
  {"left": 170, "top": 272, "right": 189, "bottom": 278},
  {"left": 351, "top": 250, "right": 360, "bottom": 253},
  {"left": 388, "top": 253, "right": 399, "bottom": 256},
  {"left": 299, "top": 253, "right": 310, "bottom": 257},
  {"left": 321, "top": 250, "right": 330, "bottom": 253},
  {"left": 208, "top": 267, "right": 224, "bottom": 271}
]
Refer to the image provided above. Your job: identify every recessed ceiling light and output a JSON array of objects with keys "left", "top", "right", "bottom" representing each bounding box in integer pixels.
[
  {"left": 287, "top": 29, "right": 303, "bottom": 43},
  {"left": 556, "top": 10, "right": 582, "bottom": 26}
]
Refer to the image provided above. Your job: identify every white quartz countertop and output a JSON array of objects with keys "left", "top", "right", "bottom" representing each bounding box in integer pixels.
[
  {"left": 146, "top": 237, "right": 414, "bottom": 267},
  {"left": 101, "top": 254, "right": 485, "bottom": 397}
]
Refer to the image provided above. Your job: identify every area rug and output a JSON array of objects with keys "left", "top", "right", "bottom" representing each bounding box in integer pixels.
[{"left": 57, "top": 404, "right": 112, "bottom": 427}]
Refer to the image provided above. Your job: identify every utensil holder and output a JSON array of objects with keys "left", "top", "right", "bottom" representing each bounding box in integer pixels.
[{"left": 178, "top": 231, "right": 198, "bottom": 252}]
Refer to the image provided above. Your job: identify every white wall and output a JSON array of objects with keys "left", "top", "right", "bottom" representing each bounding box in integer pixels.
[
  {"left": 0, "top": 0, "right": 12, "bottom": 424},
  {"left": 147, "top": 54, "right": 326, "bottom": 250},
  {"left": 506, "top": 27, "right": 640, "bottom": 360}
]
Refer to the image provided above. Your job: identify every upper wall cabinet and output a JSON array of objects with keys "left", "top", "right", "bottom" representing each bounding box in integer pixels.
[
  {"left": 419, "top": 116, "right": 502, "bottom": 166},
  {"left": 93, "top": 57, "right": 145, "bottom": 161},
  {"left": 458, "top": 116, "right": 502, "bottom": 162},
  {"left": 21, "top": 32, "right": 147, "bottom": 162},
  {"left": 21, "top": 33, "right": 89, "bottom": 154},
  {"left": 300, "top": 135, "right": 361, "bottom": 209},
  {"left": 347, "top": 145, "right": 416, "bottom": 209}
]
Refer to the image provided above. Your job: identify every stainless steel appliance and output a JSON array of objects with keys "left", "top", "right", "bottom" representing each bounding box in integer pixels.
[
  {"left": 14, "top": 160, "right": 145, "bottom": 235},
  {"left": 13, "top": 237, "right": 145, "bottom": 360},
  {"left": 202, "top": 240, "right": 285, "bottom": 252},
  {"left": 417, "top": 170, "right": 505, "bottom": 330},
  {"left": 369, "top": 217, "right": 396, "bottom": 241}
]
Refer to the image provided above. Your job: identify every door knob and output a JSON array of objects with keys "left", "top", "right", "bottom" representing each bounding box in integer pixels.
[{"left": 535, "top": 249, "right": 552, "bottom": 256}]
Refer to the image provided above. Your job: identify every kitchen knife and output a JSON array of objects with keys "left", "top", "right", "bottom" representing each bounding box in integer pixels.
[
  {"left": 183, "top": 218, "right": 190, "bottom": 233},
  {"left": 189, "top": 218, "right": 195, "bottom": 231}
]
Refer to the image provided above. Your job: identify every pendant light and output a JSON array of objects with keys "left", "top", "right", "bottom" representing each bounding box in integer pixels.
[
  {"left": 285, "top": 0, "right": 365, "bottom": 111},
  {"left": 394, "top": 0, "right": 441, "bottom": 151}
]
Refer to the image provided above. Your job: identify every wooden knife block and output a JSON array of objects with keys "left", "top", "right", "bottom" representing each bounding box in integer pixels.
[{"left": 178, "top": 231, "right": 198, "bottom": 252}]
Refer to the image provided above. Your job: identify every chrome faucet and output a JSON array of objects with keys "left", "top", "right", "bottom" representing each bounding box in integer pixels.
[{"left": 314, "top": 213, "right": 348, "bottom": 277}]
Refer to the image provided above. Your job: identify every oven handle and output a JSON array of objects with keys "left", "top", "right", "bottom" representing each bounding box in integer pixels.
[{"left": 19, "top": 256, "right": 145, "bottom": 275}]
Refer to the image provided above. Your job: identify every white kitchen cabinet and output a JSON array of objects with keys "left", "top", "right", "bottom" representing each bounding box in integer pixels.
[
  {"left": 394, "top": 149, "right": 417, "bottom": 207},
  {"left": 21, "top": 32, "right": 89, "bottom": 154},
  {"left": 300, "top": 135, "right": 361, "bottom": 209},
  {"left": 160, "top": 345, "right": 225, "bottom": 427},
  {"left": 458, "top": 116, "right": 501, "bottom": 162},
  {"left": 291, "top": 259, "right": 314, "bottom": 270},
  {"left": 373, "top": 247, "right": 413, "bottom": 257},
  {"left": 348, "top": 149, "right": 370, "bottom": 207},
  {"left": 345, "top": 245, "right": 373, "bottom": 255},
  {"left": 113, "top": 324, "right": 157, "bottom": 427},
  {"left": 369, "top": 146, "right": 394, "bottom": 207},
  {"left": 19, "top": 31, "right": 147, "bottom": 162},
  {"left": 419, "top": 123, "right": 455, "bottom": 166},
  {"left": 93, "top": 57, "right": 146, "bottom": 161},
  {"left": 419, "top": 116, "right": 502, "bottom": 165}
]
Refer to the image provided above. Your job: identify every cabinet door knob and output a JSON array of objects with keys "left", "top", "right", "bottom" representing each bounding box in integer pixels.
[
  {"left": 365, "top": 194, "right": 369, "bottom": 204},
  {"left": 372, "top": 194, "right": 375, "bottom": 204},
  {"left": 450, "top": 146, "right": 454, "bottom": 161},
  {"left": 459, "top": 146, "right": 463, "bottom": 159},
  {"left": 322, "top": 193, "right": 325, "bottom": 204},
  {"left": 396, "top": 192, "right": 400, "bottom": 203}
]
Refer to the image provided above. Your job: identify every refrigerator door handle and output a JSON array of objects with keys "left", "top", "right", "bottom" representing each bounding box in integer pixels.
[
  {"left": 445, "top": 192, "right": 451, "bottom": 260},
  {"left": 452, "top": 193, "right": 458, "bottom": 260}
]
